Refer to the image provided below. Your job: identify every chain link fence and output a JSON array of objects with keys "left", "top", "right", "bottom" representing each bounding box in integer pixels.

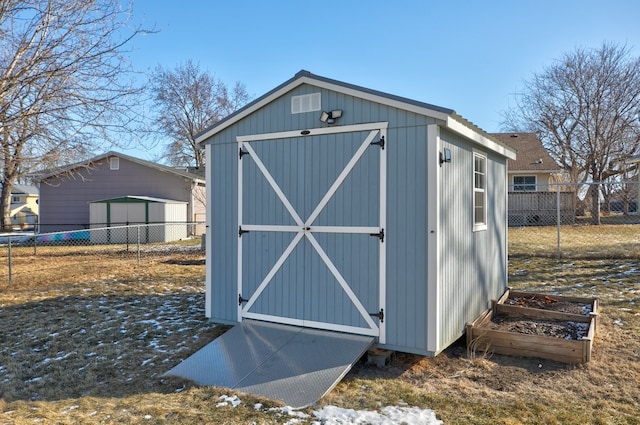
[
  {"left": 508, "top": 181, "right": 640, "bottom": 259},
  {"left": 0, "top": 223, "right": 205, "bottom": 285},
  {"left": 3, "top": 180, "right": 640, "bottom": 286}
]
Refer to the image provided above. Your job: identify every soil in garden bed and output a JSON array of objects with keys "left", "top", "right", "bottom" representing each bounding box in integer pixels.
[
  {"left": 489, "top": 316, "right": 590, "bottom": 340},
  {"left": 504, "top": 295, "right": 592, "bottom": 315}
]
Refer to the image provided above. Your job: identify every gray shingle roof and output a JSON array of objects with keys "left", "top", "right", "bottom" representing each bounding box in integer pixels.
[
  {"left": 492, "top": 133, "right": 562, "bottom": 172},
  {"left": 33, "top": 151, "right": 205, "bottom": 183}
]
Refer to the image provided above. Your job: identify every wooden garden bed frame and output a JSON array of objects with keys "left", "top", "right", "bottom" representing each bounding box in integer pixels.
[{"left": 467, "top": 289, "right": 598, "bottom": 364}]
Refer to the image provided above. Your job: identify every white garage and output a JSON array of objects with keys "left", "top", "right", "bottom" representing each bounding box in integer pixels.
[{"left": 89, "top": 195, "right": 187, "bottom": 243}]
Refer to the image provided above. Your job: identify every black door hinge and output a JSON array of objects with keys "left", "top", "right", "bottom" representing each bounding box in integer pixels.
[
  {"left": 370, "top": 136, "right": 385, "bottom": 150},
  {"left": 239, "top": 226, "right": 249, "bottom": 237},
  {"left": 239, "top": 148, "right": 249, "bottom": 159},
  {"left": 239, "top": 294, "right": 249, "bottom": 305},
  {"left": 370, "top": 308, "right": 384, "bottom": 323},
  {"left": 369, "top": 228, "right": 384, "bottom": 243}
]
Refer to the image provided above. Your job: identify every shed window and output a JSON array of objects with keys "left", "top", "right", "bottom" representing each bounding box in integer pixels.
[
  {"left": 473, "top": 153, "right": 487, "bottom": 231},
  {"left": 110, "top": 157, "right": 119, "bottom": 170},
  {"left": 513, "top": 175, "right": 536, "bottom": 191}
]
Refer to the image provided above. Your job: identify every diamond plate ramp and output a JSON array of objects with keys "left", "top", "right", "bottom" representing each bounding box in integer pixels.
[{"left": 164, "top": 320, "right": 374, "bottom": 407}]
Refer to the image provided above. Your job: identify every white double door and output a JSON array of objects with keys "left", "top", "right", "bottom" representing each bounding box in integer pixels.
[{"left": 237, "top": 123, "right": 387, "bottom": 341}]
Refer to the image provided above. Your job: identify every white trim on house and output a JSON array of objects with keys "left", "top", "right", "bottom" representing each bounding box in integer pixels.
[
  {"left": 297, "top": 76, "right": 452, "bottom": 123},
  {"left": 473, "top": 150, "right": 488, "bottom": 232},
  {"left": 197, "top": 72, "right": 516, "bottom": 164},
  {"left": 236, "top": 122, "right": 389, "bottom": 142},
  {"left": 205, "top": 145, "right": 212, "bottom": 318},
  {"left": 426, "top": 124, "right": 441, "bottom": 353}
]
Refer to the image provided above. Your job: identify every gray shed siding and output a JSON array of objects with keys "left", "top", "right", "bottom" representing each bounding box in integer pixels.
[
  {"left": 207, "top": 83, "right": 437, "bottom": 351},
  {"left": 39, "top": 156, "right": 197, "bottom": 233},
  {"left": 438, "top": 129, "right": 508, "bottom": 350},
  {"left": 205, "top": 79, "right": 510, "bottom": 355}
]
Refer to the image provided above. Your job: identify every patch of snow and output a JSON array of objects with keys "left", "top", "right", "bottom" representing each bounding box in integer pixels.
[
  {"left": 61, "top": 405, "right": 79, "bottom": 414},
  {"left": 311, "top": 405, "right": 443, "bottom": 425},
  {"left": 217, "top": 394, "right": 242, "bottom": 408},
  {"left": 613, "top": 318, "right": 624, "bottom": 326},
  {"left": 141, "top": 357, "right": 155, "bottom": 366},
  {"left": 25, "top": 377, "right": 42, "bottom": 384}
]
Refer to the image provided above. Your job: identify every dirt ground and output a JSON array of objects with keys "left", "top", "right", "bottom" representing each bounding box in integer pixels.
[{"left": 504, "top": 295, "right": 593, "bottom": 315}]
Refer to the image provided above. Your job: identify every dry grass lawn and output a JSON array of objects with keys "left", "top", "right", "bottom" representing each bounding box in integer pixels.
[{"left": 0, "top": 228, "right": 639, "bottom": 424}]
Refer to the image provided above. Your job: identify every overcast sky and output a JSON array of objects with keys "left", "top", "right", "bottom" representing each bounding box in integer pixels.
[{"left": 124, "top": 0, "right": 640, "bottom": 160}]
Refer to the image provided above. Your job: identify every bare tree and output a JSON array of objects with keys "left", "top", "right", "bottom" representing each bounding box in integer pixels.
[
  {"left": 149, "top": 60, "right": 250, "bottom": 168},
  {"left": 503, "top": 42, "right": 640, "bottom": 224},
  {"left": 0, "top": 0, "right": 151, "bottom": 230}
]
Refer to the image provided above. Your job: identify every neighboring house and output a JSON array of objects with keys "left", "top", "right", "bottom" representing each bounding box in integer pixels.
[
  {"left": 626, "top": 155, "right": 640, "bottom": 182},
  {"left": 492, "top": 132, "right": 564, "bottom": 190},
  {"left": 492, "top": 133, "right": 573, "bottom": 225},
  {"left": 197, "top": 70, "right": 516, "bottom": 357},
  {"left": 36, "top": 151, "right": 205, "bottom": 235},
  {"left": 3, "top": 184, "right": 39, "bottom": 230}
]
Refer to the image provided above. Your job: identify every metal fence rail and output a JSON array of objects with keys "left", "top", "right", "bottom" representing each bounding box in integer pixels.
[
  {"left": 508, "top": 181, "right": 640, "bottom": 259},
  {"left": 3, "top": 179, "right": 640, "bottom": 286},
  {"left": 0, "top": 223, "right": 205, "bottom": 285}
]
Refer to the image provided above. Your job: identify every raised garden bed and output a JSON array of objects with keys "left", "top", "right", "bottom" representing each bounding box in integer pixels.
[{"left": 467, "top": 289, "right": 598, "bottom": 364}]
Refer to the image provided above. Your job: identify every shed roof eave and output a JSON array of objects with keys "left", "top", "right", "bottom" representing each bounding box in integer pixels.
[
  {"left": 195, "top": 70, "right": 455, "bottom": 145},
  {"left": 445, "top": 116, "right": 516, "bottom": 160}
]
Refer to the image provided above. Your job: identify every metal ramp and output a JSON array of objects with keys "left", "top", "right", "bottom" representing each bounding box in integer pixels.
[{"left": 164, "top": 320, "right": 375, "bottom": 408}]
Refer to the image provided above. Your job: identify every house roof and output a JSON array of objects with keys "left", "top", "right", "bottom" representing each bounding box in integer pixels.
[
  {"left": 626, "top": 155, "right": 640, "bottom": 164},
  {"left": 89, "top": 195, "right": 188, "bottom": 204},
  {"left": 491, "top": 133, "right": 562, "bottom": 173},
  {"left": 10, "top": 184, "right": 39, "bottom": 196},
  {"left": 34, "top": 151, "right": 205, "bottom": 183},
  {"left": 196, "top": 70, "right": 516, "bottom": 160}
]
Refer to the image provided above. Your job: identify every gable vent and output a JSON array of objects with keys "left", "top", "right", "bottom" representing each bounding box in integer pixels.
[{"left": 291, "top": 93, "right": 321, "bottom": 114}]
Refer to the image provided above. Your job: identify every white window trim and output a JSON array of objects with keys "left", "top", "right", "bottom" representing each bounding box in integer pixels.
[
  {"left": 110, "top": 157, "right": 119, "bottom": 170},
  {"left": 473, "top": 151, "right": 487, "bottom": 232},
  {"left": 512, "top": 175, "right": 537, "bottom": 192}
]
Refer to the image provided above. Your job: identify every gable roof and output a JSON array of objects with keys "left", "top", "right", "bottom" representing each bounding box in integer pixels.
[
  {"left": 10, "top": 184, "right": 39, "bottom": 196},
  {"left": 196, "top": 70, "right": 516, "bottom": 160},
  {"left": 34, "top": 151, "right": 205, "bottom": 183},
  {"left": 89, "top": 195, "right": 188, "bottom": 204},
  {"left": 492, "top": 133, "right": 562, "bottom": 172}
]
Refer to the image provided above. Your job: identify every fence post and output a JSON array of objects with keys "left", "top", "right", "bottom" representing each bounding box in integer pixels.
[
  {"left": 137, "top": 225, "right": 141, "bottom": 265},
  {"left": 556, "top": 184, "right": 561, "bottom": 259},
  {"left": 8, "top": 236, "right": 12, "bottom": 284}
]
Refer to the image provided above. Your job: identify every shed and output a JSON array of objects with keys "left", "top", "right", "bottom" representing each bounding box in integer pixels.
[
  {"left": 89, "top": 196, "right": 187, "bottom": 243},
  {"left": 197, "top": 70, "right": 516, "bottom": 356}
]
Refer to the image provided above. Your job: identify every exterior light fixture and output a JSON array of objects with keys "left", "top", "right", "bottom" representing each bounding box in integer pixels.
[
  {"left": 439, "top": 148, "right": 451, "bottom": 166},
  {"left": 319, "top": 109, "right": 343, "bottom": 124}
]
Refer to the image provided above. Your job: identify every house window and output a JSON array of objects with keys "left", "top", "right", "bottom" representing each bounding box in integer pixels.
[
  {"left": 11, "top": 196, "right": 21, "bottom": 204},
  {"left": 513, "top": 175, "right": 536, "bottom": 191},
  {"left": 110, "top": 157, "right": 119, "bottom": 170},
  {"left": 473, "top": 153, "right": 487, "bottom": 231}
]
